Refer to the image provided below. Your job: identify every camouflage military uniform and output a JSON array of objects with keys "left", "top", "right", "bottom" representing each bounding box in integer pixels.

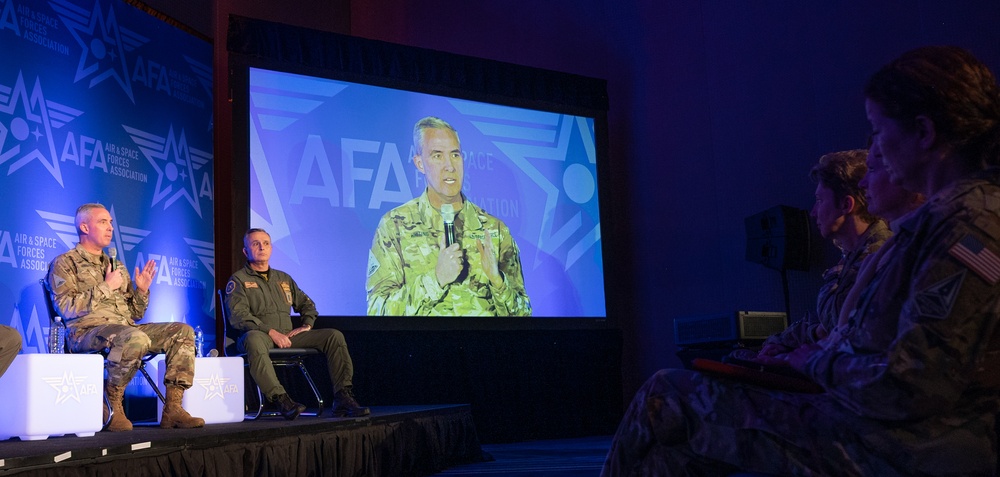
[
  {"left": 366, "top": 190, "right": 531, "bottom": 316},
  {"left": 763, "top": 220, "right": 891, "bottom": 350},
  {"left": 604, "top": 170, "right": 1000, "bottom": 476},
  {"left": 225, "top": 265, "right": 356, "bottom": 399},
  {"left": 48, "top": 244, "right": 196, "bottom": 388},
  {"left": 0, "top": 324, "right": 21, "bottom": 378}
]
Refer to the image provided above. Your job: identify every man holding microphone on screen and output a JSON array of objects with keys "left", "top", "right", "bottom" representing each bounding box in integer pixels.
[{"left": 366, "top": 116, "right": 531, "bottom": 316}]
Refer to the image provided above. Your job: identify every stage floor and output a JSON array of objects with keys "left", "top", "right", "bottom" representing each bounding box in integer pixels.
[{"left": 0, "top": 405, "right": 484, "bottom": 476}]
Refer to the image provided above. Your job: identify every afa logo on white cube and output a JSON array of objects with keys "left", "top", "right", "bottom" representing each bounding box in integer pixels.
[
  {"left": 0, "top": 354, "right": 104, "bottom": 441},
  {"left": 157, "top": 356, "right": 244, "bottom": 425}
]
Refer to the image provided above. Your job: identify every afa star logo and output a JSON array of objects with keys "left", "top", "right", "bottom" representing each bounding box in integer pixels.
[
  {"left": 194, "top": 373, "right": 236, "bottom": 401},
  {"left": 452, "top": 99, "right": 601, "bottom": 271},
  {"left": 36, "top": 204, "right": 150, "bottom": 262},
  {"left": 50, "top": 0, "right": 150, "bottom": 103},
  {"left": 42, "top": 371, "right": 99, "bottom": 405},
  {"left": 0, "top": 72, "right": 84, "bottom": 187},
  {"left": 123, "top": 124, "right": 212, "bottom": 217}
]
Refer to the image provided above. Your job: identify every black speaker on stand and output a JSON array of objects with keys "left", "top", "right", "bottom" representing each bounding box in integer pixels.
[
  {"left": 744, "top": 205, "right": 811, "bottom": 319},
  {"left": 674, "top": 206, "right": 812, "bottom": 369}
]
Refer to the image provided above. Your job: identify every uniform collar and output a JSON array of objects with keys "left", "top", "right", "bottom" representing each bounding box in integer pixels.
[
  {"left": 417, "top": 189, "right": 486, "bottom": 231},
  {"left": 242, "top": 263, "right": 270, "bottom": 278},
  {"left": 74, "top": 243, "right": 105, "bottom": 264}
]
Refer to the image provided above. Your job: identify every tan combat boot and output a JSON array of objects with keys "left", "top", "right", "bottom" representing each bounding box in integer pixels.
[
  {"left": 104, "top": 382, "right": 133, "bottom": 432},
  {"left": 160, "top": 386, "right": 206, "bottom": 429}
]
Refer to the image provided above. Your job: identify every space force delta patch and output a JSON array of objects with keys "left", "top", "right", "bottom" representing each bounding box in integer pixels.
[
  {"left": 367, "top": 250, "right": 380, "bottom": 277},
  {"left": 915, "top": 270, "right": 964, "bottom": 319},
  {"left": 949, "top": 234, "right": 1000, "bottom": 285}
]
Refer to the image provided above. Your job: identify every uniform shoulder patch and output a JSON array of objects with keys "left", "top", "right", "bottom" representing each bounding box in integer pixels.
[
  {"left": 367, "top": 250, "right": 380, "bottom": 277},
  {"left": 948, "top": 234, "right": 1000, "bottom": 285},
  {"left": 52, "top": 275, "right": 66, "bottom": 292},
  {"left": 915, "top": 270, "right": 965, "bottom": 319},
  {"left": 225, "top": 280, "right": 236, "bottom": 295}
]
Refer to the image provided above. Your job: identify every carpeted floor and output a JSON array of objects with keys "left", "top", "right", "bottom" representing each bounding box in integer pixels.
[{"left": 430, "top": 435, "right": 611, "bottom": 476}]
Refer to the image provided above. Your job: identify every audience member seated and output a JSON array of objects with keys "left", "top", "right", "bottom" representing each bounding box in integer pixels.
[
  {"left": 820, "top": 139, "right": 926, "bottom": 347},
  {"left": 750, "top": 149, "right": 889, "bottom": 362},
  {"left": 603, "top": 45, "right": 1000, "bottom": 476}
]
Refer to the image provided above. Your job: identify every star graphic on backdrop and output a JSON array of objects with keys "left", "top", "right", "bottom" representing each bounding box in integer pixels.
[
  {"left": 0, "top": 72, "right": 83, "bottom": 187},
  {"left": 451, "top": 99, "right": 600, "bottom": 271},
  {"left": 50, "top": 0, "right": 151, "bottom": 103},
  {"left": 123, "top": 124, "right": 211, "bottom": 217}
]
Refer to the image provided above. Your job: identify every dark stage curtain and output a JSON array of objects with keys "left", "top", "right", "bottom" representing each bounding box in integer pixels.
[{"left": 226, "top": 15, "right": 609, "bottom": 115}]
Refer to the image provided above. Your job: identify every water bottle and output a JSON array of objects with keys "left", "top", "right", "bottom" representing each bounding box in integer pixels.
[
  {"left": 48, "top": 317, "right": 65, "bottom": 354},
  {"left": 194, "top": 326, "right": 204, "bottom": 357}
]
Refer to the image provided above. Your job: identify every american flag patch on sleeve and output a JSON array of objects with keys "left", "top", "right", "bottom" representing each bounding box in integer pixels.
[{"left": 949, "top": 234, "right": 1000, "bottom": 285}]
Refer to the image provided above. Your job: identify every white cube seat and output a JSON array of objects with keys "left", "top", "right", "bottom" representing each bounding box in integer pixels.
[
  {"left": 157, "top": 356, "right": 244, "bottom": 425},
  {"left": 0, "top": 354, "right": 104, "bottom": 440}
]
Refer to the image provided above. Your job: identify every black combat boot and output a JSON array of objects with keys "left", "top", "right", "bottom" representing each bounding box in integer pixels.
[
  {"left": 332, "top": 386, "right": 370, "bottom": 417},
  {"left": 274, "top": 393, "right": 306, "bottom": 420}
]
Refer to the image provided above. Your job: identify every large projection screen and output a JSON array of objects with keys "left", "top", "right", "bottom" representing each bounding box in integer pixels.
[{"left": 246, "top": 65, "right": 607, "bottom": 319}]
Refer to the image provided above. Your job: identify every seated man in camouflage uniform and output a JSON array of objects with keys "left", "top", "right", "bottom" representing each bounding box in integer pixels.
[
  {"left": 47, "top": 203, "right": 204, "bottom": 432},
  {"left": 0, "top": 325, "right": 21, "bottom": 379},
  {"left": 753, "top": 149, "right": 890, "bottom": 360},
  {"left": 367, "top": 116, "right": 531, "bottom": 316},
  {"left": 224, "top": 228, "right": 369, "bottom": 420}
]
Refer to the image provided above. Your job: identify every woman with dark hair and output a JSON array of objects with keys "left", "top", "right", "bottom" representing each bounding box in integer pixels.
[
  {"left": 753, "top": 149, "right": 889, "bottom": 360},
  {"left": 602, "top": 46, "right": 1000, "bottom": 476}
]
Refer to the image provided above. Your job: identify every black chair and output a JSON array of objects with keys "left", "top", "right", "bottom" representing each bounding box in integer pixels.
[
  {"left": 217, "top": 290, "right": 324, "bottom": 419},
  {"left": 40, "top": 279, "right": 165, "bottom": 405}
]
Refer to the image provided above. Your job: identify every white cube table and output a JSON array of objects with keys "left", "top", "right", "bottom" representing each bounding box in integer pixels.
[
  {"left": 157, "top": 356, "right": 244, "bottom": 424},
  {"left": 0, "top": 354, "right": 104, "bottom": 440}
]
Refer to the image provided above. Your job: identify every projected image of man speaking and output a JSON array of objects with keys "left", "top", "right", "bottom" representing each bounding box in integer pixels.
[{"left": 366, "top": 117, "right": 532, "bottom": 316}]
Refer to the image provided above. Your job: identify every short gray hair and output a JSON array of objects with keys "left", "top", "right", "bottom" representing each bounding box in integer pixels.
[
  {"left": 243, "top": 228, "right": 270, "bottom": 249},
  {"left": 75, "top": 203, "right": 106, "bottom": 235},
  {"left": 413, "top": 116, "right": 460, "bottom": 155}
]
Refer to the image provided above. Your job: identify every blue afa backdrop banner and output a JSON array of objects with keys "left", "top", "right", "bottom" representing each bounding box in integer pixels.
[{"left": 0, "top": 0, "right": 213, "bottom": 395}]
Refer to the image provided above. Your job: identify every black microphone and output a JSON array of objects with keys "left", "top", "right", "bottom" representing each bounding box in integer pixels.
[{"left": 441, "top": 204, "right": 456, "bottom": 247}]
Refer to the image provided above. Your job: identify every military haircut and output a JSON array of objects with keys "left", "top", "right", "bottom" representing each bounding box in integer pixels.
[
  {"left": 243, "top": 228, "right": 270, "bottom": 250},
  {"left": 75, "top": 203, "right": 107, "bottom": 234},
  {"left": 412, "top": 116, "right": 461, "bottom": 156}
]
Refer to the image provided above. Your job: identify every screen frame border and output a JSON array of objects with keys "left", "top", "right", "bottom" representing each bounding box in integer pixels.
[{"left": 226, "top": 15, "right": 617, "bottom": 330}]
